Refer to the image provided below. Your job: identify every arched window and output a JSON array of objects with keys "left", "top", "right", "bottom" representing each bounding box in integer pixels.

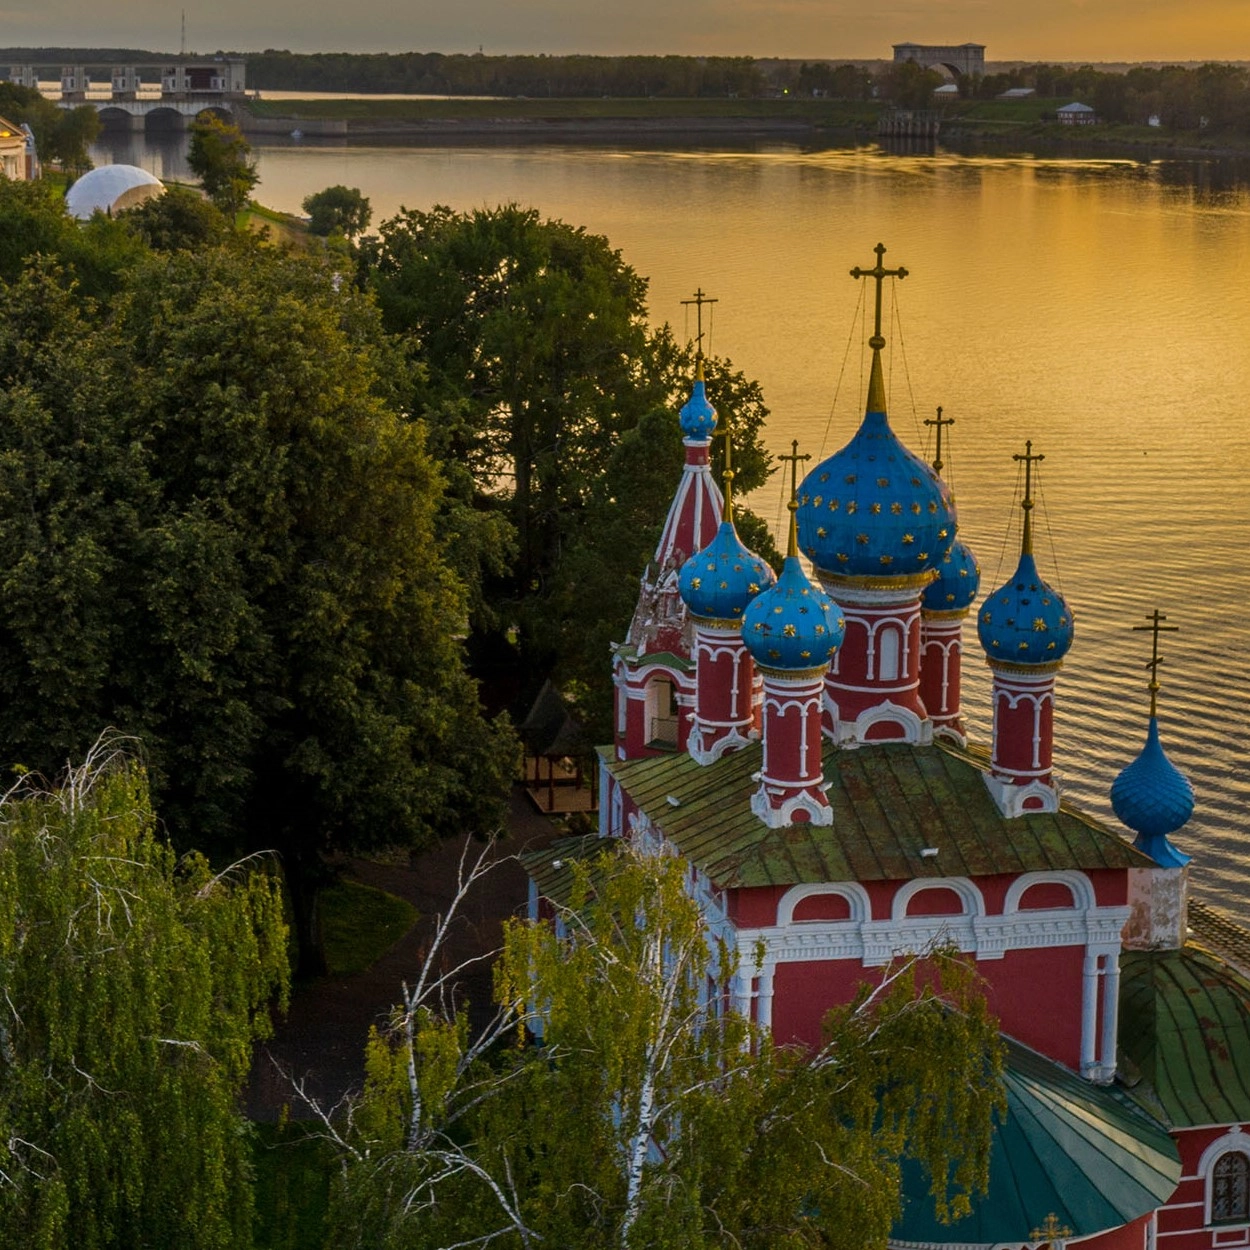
[{"left": 1213, "top": 1151, "right": 1250, "bottom": 1223}]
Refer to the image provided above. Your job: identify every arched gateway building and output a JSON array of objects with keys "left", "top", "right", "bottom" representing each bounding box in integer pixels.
[{"left": 526, "top": 246, "right": 1250, "bottom": 1250}]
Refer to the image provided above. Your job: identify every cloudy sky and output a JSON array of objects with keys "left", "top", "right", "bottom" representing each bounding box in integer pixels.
[{"left": 8, "top": 0, "right": 1248, "bottom": 61}]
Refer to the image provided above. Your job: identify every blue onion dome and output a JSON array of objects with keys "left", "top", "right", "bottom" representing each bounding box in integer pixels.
[
  {"left": 795, "top": 412, "right": 957, "bottom": 579},
  {"left": 976, "top": 552, "right": 1074, "bottom": 665},
  {"left": 742, "top": 556, "right": 845, "bottom": 672},
  {"left": 679, "top": 360, "right": 717, "bottom": 440},
  {"left": 1111, "top": 717, "right": 1194, "bottom": 867},
  {"left": 679, "top": 521, "right": 776, "bottom": 621},
  {"left": 922, "top": 539, "right": 981, "bottom": 613}
]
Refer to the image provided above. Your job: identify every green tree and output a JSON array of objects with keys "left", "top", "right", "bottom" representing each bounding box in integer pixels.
[
  {"left": 0, "top": 82, "right": 99, "bottom": 174},
  {"left": 119, "top": 183, "right": 230, "bottom": 251},
  {"left": 360, "top": 205, "right": 776, "bottom": 720},
  {"left": 326, "top": 846, "right": 1004, "bottom": 1249},
  {"left": 186, "top": 114, "right": 259, "bottom": 220},
  {"left": 0, "top": 739, "right": 289, "bottom": 1249},
  {"left": 303, "top": 184, "right": 373, "bottom": 237},
  {"left": 878, "top": 59, "right": 945, "bottom": 109},
  {"left": 0, "top": 249, "right": 516, "bottom": 970}
]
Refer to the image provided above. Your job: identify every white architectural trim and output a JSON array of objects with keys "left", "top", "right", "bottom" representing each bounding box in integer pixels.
[
  {"left": 750, "top": 786, "right": 833, "bottom": 828},
  {"left": 1003, "top": 870, "right": 1094, "bottom": 913},
  {"left": 689, "top": 725, "right": 755, "bottom": 766},
  {"left": 777, "top": 882, "right": 872, "bottom": 927},
  {"left": 983, "top": 772, "right": 1061, "bottom": 817},
  {"left": 892, "top": 876, "right": 986, "bottom": 920},
  {"left": 837, "top": 699, "right": 933, "bottom": 747}
]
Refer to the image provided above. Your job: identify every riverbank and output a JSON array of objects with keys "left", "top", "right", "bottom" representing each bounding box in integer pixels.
[{"left": 235, "top": 95, "right": 1250, "bottom": 157}]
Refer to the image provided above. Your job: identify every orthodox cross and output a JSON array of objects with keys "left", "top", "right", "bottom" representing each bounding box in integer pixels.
[
  {"left": 850, "top": 243, "right": 908, "bottom": 349},
  {"left": 715, "top": 420, "right": 736, "bottom": 519},
  {"left": 1133, "top": 608, "right": 1178, "bottom": 719},
  {"left": 1012, "top": 440, "right": 1045, "bottom": 556},
  {"left": 680, "top": 287, "right": 718, "bottom": 359},
  {"left": 1029, "top": 1213, "right": 1073, "bottom": 1247},
  {"left": 777, "top": 439, "right": 811, "bottom": 557},
  {"left": 924, "top": 405, "right": 955, "bottom": 474}
]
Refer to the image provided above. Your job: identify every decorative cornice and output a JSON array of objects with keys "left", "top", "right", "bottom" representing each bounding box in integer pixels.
[
  {"left": 987, "top": 656, "right": 1064, "bottom": 677},
  {"left": 815, "top": 570, "right": 936, "bottom": 597}
]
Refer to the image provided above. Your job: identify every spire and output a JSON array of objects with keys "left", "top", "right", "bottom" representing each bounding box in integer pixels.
[
  {"left": 1012, "top": 440, "right": 1045, "bottom": 558},
  {"left": 1111, "top": 610, "right": 1193, "bottom": 863},
  {"left": 924, "top": 405, "right": 954, "bottom": 474},
  {"left": 777, "top": 440, "right": 811, "bottom": 559},
  {"left": 850, "top": 243, "right": 907, "bottom": 414},
  {"left": 1134, "top": 608, "right": 1177, "bottom": 720},
  {"left": 681, "top": 286, "right": 718, "bottom": 367}
]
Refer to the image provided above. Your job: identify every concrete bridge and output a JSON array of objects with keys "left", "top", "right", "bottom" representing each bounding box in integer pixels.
[
  {"left": 7, "top": 60, "right": 247, "bottom": 132},
  {"left": 892, "top": 42, "right": 986, "bottom": 79}
]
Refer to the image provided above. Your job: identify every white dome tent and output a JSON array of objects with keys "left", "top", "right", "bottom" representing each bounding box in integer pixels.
[{"left": 65, "top": 164, "right": 164, "bottom": 220}]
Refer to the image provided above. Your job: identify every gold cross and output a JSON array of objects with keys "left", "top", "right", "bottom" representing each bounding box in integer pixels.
[
  {"left": 680, "top": 287, "right": 719, "bottom": 359},
  {"left": 1030, "top": 1213, "right": 1073, "bottom": 1246},
  {"left": 924, "top": 405, "right": 955, "bottom": 474},
  {"left": 1133, "top": 608, "right": 1179, "bottom": 719},
  {"left": 1012, "top": 440, "right": 1045, "bottom": 556},
  {"left": 777, "top": 439, "right": 811, "bottom": 558},
  {"left": 850, "top": 243, "right": 908, "bottom": 348}
]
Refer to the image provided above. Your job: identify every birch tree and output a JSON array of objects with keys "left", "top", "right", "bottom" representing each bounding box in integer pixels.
[
  {"left": 0, "top": 737, "right": 290, "bottom": 1249},
  {"left": 326, "top": 844, "right": 1003, "bottom": 1250}
]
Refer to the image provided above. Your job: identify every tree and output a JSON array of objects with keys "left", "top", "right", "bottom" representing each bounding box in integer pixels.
[
  {"left": 186, "top": 115, "right": 259, "bottom": 220},
  {"left": 359, "top": 205, "right": 776, "bottom": 719},
  {"left": 303, "top": 184, "right": 373, "bottom": 238},
  {"left": 0, "top": 81, "right": 99, "bottom": 174},
  {"left": 877, "top": 60, "right": 945, "bottom": 110},
  {"left": 323, "top": 845, "right": 1004, "bottom": 1249},
  {"left": 0, "top": 737, "right": 289, "bottom": 1249},
  {"left": 0, "top": 248, "right": 516, "bottom": 971},
  {"left": 119, "top": 183, "right": 230, "bottom": 251}
]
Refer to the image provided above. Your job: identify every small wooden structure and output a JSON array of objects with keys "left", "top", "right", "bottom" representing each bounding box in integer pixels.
[
  {"left": 878, "top": 109, "right": 941, "bottom": 139},
  {"left": 519, "top": 681, "right": 597, "bottom": 814}
]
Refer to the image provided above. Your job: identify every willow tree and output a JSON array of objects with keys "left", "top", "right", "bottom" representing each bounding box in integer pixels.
[
  {"left": 0, "top": 740, "right": 289, "bottom": 1249},
  {"left": 324, "top": 847, "right": 1004, "bottom": 1249}
]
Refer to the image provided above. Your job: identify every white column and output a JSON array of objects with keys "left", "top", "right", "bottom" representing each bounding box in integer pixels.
[
  {"left": 756, "top": 963, "right": 775, "bottom": 1032},
  {"left": 729, "top": 972, "right": 751, "bottom": 1021},
  {"left": 1099, "top": 957, "right": 1121, "bottom": 1082},
  {"left": 1080, "top": 951, "right": 1100, "bottom": 1077}
]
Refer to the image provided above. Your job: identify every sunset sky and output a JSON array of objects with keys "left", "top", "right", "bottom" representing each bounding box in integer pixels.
[{"left": 8, "top": 0, "right": 1249, "bottom": 62}]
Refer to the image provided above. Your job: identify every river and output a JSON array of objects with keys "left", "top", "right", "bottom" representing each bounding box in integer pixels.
[{"left": 92, "top": 130, "right": 1250, "bottom": 921}]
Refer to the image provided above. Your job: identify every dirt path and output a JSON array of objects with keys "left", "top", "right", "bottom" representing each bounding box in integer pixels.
[{"left": 247, "top": 786, "right": 565, "bottom": 1121}]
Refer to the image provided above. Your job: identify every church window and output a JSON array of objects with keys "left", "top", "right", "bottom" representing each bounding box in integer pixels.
[
  {"left": 1213, "top": 1151, "right": 1250, "bottom": 1223},
  {"left": 646, "top": 677, "right": 679, "bottom": 748}
]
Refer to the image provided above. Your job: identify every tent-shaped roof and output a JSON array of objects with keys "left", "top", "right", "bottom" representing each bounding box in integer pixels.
[
  {"left": 519, "top": 680, "right": 589, "bottom": 758},
  {"left": 894, "top": 1038, "right": 1181, "bottom": 1247}
]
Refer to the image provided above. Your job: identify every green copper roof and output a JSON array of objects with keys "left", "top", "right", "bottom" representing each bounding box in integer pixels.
[
  {"left": 895, "top": 1040, "right": 1180, "bottom": 1247},
  {"left": 606, "top": 741, "right": 1151, "bottom": 889},
  {"left": 520, "top": 834, "right": 618, "bottom": 905},
  {"left": 1118, "top": 944, "right": 1250, "bottom": 1127}
]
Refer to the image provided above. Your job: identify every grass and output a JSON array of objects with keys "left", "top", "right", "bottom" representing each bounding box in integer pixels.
[
  {"left": 252, "top": 1121, "right": 336, "bottom": 1250},
  {"left": 321, "top": 878, "right": 418, "bottom": 977},
  {"left": 239, "top": 199, "right": 309, "bottom": 246}
]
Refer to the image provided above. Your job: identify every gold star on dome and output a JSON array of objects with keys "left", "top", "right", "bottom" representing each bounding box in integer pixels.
[
  {"left": 828, "top": 498, "right": 840, "bottom": 511},
  {"left": 817, "top": 527, "right": 827, "bottom": 538},
  {"left": 902, "top": 533, "right": 914, "bottom": 544},
  {"left": 837, "top": 553, "right": 849, "bottom": 563},
  {"left": 877, "top": 477, "right": 889, "bottom": 487},
  {"left": 856, "top": 534, "right": 869, "bottom": 545},
  {"left": 880, "top": 554, "right": 893, "bottom": 565},
  {"left": 691, "top": 577, "right": 702, "bottom": 589},
  {"left": 871, "top": 503, "right": 882, "bottom": 514},
  {"left": 1033, "top": 618, "right": 1046, "bottom": 631},
  {"left": 813, "top": 495, "right": 823, "bottom": 507},
  {"left": 845, "top": 474, "right": 857, "bottom": 484},
  {"left": 784, "top": 624, "right": 797, "bottom": 636},
  {"left": 928, "top": 502, "right": 938, "bottom": 513},
  {"left": 748, "top": 582, "right": 760, "bottom": 593},
  {"left": 891, "top": 502, "right": 902, "bottom": 514},
  {"left": 846, "top": 501, "right": 858, "bottom": 515}
]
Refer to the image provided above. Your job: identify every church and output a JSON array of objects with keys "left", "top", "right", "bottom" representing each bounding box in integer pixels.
[{"left": 527, "top": 246, "right": 1250, "bottom": 1250}]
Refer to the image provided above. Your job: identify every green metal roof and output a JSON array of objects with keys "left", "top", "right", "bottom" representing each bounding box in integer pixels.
[
  {"left": 520, "top": 834, "right": 619, "bottom": 905},
  {"left": 1118, "top": 944, "right": 1250, "bottom": 1127},
  {"left": 895, "top": 1039, "right": 1180, "bottom": 1247},
  {"left": 606, "top": 741, "right": 1152, "bottom": 889}
]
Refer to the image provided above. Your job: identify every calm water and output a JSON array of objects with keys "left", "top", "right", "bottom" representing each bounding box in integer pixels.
[{"left": 93, "top": 132, "right": 1250, "bottom": 921}]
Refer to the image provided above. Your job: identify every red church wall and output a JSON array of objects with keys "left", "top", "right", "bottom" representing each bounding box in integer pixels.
[
  {"left": 792, "top": 893, "right": 853, "bottom": 922},
  {"left": 903, "top": 886, "right": 966, "bottom": 916},
  {"left": 981, "top": 945, "right": 1085, "bottom": 1069},
  {"left": 1152, "top": 1127, "right": 1249, "bottom": 1250},
  {"left": 1079, "top": 1211, "right": 1152, "bottom": 1250},
  {"left": 771, "top": 959, "right": 879, "bottom": 1048}
]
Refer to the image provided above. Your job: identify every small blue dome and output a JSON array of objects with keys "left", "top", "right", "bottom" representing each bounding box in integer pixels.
[
  {"left": 679, "top": 377, "right": 717, "bottom": 440},
  {"left": 742, "top": 556, "right": 845, "bottom": 672},
  {"left": 977, "top": 553, "right": 1074, "bottom": 665},
  {"left": 922, "top": 539, "right": 981, "bottom": 613},
  {"left": 796, "top": 412, "right": 956, "bottom": 578},
  {"left": 1111, "top": 717, "right": 1194, "bottom": 866},
  {"left": 678, "top": 522, "right": 775, "bottom": 621}
]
